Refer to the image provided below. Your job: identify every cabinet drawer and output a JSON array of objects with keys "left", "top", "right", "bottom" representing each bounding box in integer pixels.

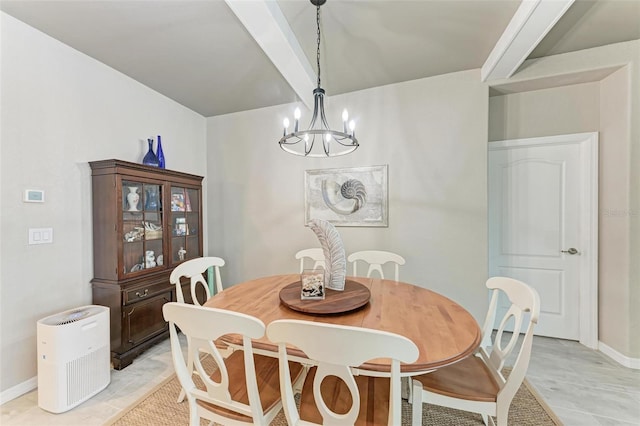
[{"left": 124, "top": 283, "right": 171, "bottom": 304}]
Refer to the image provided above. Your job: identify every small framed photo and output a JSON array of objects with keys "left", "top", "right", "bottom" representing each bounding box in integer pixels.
[
  {"left": 301, "top": 269, "right": 325, "bottom": 300},
  {"left": 174, "top": 217, "right": 187, "bottom": 236},
  {"left": 171, "top": 192, "right": 185, "bottom": 211}
]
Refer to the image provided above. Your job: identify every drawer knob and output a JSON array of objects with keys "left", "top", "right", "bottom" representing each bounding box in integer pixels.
[{"left": 135, "top": 289, "right": 149, "bottom": 298}]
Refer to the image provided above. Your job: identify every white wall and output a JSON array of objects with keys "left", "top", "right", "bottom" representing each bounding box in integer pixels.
[
  {"left": 0, "top": 12, "right": 207, "bottom": 395},
  {"left": 207, "top": 69, "right": 489, "bottom": 323}
]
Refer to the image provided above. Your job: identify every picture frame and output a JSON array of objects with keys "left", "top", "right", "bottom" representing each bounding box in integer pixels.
[
  {"left": 174, "top": 217, "right": 187, "bottom": 236},
  {"left": 304, "top": 165, "right": 388, "bottom": 227},
  {"left": 300, "top": 269, "right": 325, "bottom": 300},
  {"left": 171, "top": 192, "right": 185, "bottom": 212}
]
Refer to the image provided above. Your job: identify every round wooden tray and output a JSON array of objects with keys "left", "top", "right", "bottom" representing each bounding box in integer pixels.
[{"left": 279, "top": 279, "right": 371, "bottom": 315}]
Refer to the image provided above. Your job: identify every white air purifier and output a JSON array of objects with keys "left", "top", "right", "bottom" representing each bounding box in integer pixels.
[{"left": 37, "top": 305, "right": 110, "bottom": 413}]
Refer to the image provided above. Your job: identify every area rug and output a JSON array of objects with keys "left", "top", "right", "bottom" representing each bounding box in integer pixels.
[{"left": 105, "top": 360, "right": 562, "bottom": 426}]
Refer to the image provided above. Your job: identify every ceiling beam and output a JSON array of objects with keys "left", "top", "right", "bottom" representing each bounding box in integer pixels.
[
  {"left": 225, "top": 0, "right": 315, "bottom": 109},
  {"left": 481, "top": 0, "right": 575, "bottom": 82}
]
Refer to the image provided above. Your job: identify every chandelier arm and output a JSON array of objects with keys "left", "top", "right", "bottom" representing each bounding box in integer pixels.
[
  {"left": 307, "top": 90, "right": 321, "bottom": 130},
  {"left": 318, "top": 94, "right": 331, "bottom": 132}
]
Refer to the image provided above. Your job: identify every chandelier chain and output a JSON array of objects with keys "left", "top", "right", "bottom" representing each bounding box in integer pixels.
[{"left": 316, "top": 4, "right": 321, "bottom": 89}]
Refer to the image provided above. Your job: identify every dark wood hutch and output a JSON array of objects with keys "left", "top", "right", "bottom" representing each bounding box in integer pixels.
[{"left": 89, "top": 159, "right": 203, "bottom": 369}]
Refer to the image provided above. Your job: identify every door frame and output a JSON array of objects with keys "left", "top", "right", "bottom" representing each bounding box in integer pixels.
[{"left": 488, "top": 132, "right": 599, "bottom": 349}]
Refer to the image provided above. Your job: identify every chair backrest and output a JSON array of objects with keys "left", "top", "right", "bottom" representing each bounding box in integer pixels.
[
  {"left": 295, "top": 248, "right": 325, "bottom": 273},
  {"left": 169, "top": 256, "right": 225, "bottom": 305},
  {"left": 162, "top": 302, "right": 267, "bottom": 422},
  {"left": 479, "top": 277, "right": 540, "bottom": 404},
  {"left": 267, "top": 319, "right": 419, "bottom": 426},
  {"left": 347, "top": 250, "right": 405, "bottom": 281}
]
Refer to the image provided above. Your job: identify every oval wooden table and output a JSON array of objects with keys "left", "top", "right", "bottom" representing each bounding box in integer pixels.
[{"left": 204, "top": 274, "right": 481, "bottom": 375}]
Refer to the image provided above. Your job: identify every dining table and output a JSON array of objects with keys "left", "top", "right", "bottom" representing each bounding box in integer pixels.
[{"left": 203, "top": 274, "right": 481, "bottom": 375}]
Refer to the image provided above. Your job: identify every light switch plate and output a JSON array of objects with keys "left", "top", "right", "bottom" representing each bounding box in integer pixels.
[
  {"left": 29, "top": 228, "right": 53, "bottom": 245},
  {"left": 24, "top": 189, "right": 45, "bottom": 203}
]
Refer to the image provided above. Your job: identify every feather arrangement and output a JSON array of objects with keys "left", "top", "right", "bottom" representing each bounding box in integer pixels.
[{"left": 308, "top": 219, "right": 346, "bottom": 291}]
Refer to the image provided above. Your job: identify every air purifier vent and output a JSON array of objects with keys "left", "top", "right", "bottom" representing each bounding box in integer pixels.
[
  {"left": 40, "top": 306, "right": 106, "bottom": 326},
  {"left": 66, "top": 344, "right": 110, "bottom": 406}
]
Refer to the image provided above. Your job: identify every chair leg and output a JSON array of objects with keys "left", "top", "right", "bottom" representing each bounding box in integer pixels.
[
  {"left": 188, "top": 399, "right": 199, "bottom": 426},
  {"left": 402, "top": 376, "right": 413, "bottom": 402},
  {"left": 178, "top": 345, "right": 195, "bottom": 403},
  {"left": 411, "top": 379, "right": 423, "bottom": 426},
  {"left": 495, "top": 403, "right": 508, "bottom": 426}
]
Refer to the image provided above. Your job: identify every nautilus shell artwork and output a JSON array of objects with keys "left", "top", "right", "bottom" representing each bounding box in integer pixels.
[
  {"left": 308, "top": 219, "right": 346, "bottom": 291},
  {"left": 321, "top": 178, "right": 367, "bottom": 216}
]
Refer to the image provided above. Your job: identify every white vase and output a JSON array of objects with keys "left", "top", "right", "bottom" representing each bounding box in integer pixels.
[{"left": 127, "top": 187, "right": 140, "bottom": 211}]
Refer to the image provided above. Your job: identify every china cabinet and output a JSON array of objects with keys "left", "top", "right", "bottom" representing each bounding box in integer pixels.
[{"left": 90, "top": 159, "right": 204, "bottom": 369}]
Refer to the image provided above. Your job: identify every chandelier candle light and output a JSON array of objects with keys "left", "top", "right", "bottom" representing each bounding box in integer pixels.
[{"left": 278, "top": 0, "right": 359, "bottom": 157}]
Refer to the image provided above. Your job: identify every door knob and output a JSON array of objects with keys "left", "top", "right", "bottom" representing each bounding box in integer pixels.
[{"left": 561, "top": 248, "right": 579, "bottom": 255}]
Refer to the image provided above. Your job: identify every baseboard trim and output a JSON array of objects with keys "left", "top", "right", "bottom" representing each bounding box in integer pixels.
[
  {"left": 599, "top": 341, "right": 640, "bottom": 369},
  {"left": 0, "top": 376, "right": 37, "bottom": 405}
]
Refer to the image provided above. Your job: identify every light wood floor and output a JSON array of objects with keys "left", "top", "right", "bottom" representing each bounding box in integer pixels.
[{"left": 1, "top": 335, "right": 639, "bottom": 425}]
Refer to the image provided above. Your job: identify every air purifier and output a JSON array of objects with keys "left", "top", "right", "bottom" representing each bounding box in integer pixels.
[{"left": 37, "top": 305, "right": 110, "bottom": 413}]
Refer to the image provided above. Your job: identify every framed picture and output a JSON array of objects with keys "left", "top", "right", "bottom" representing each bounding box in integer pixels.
[
  {"left": 305, "top": 165, "right": 388, "bottom": 227},
  {"left": 174, "top": 217, "right": 187, "bottom": 236},
  {"left": 171, "top": 192, "right": 185, "bottom": 212}
]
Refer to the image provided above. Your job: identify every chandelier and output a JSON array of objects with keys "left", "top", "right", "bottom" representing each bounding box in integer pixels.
[{"left": 279, "top": 0, "right": 359, "bottom": 157}]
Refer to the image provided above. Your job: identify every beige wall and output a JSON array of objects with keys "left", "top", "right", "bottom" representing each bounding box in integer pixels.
[
  {"left": 488, "top": 82, "right": 599, "bottom": 141},
  {"left": 0, "top": 12, "right": 207, "bottom": 395},
  {"left": 599, "top": 66, "right": 632, "bottom": 356},
  {"left": 207, "top": 69, "right": 489, "bottom": 323},
  {"left": 488, "top": 40, "right": 640, "bottom": 359}
]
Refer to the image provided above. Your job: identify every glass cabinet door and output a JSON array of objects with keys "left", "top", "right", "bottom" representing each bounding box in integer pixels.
[
  {"left": 122, "top": 181, "right": 164, "bottom": 275},
  {"left": 170, "top": 186, "right": 200, "bottom": 264}
]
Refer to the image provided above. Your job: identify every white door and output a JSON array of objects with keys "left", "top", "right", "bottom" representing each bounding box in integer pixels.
[{"left": 488, "top": 133, "right": 598, "bottom": 345}]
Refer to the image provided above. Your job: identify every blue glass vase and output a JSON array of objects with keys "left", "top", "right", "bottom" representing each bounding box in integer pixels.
[
  {"left": 142, "top": 138, "right": 159, "bottom": 167},
  {"left": 156, "top": 135, "right": 165, "bottom": 169},
  {"left": 145, "top": 187, "right": 159, "bottom": 210}
]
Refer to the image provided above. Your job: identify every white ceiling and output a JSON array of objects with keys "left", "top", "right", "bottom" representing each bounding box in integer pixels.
[{"left": 2, "top": 0, "right": 639, "bottom": 117}]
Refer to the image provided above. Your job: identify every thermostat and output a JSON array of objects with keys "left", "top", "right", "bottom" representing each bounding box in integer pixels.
[{"left": 24, "top": 189, "right": 45, "bottom": 203}]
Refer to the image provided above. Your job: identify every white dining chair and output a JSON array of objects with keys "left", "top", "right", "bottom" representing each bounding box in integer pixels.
[
  {"left": 410, "top": 277, "right": 540, "bottom": 426},
  {"left": 294, "top": 248, "right": 325, "bottom": 273},
  {"left": 347, "top": 250, "right": 406, "bottom": 281},
  {"left": 267, "top": 319, "right": 419, "bottom": 426},
  {"left": 169, "top": 256, "right": 226, "bottom": 403},
  {"left": 163, "top": 303, "right": 305, "bottom": 426},
  {"left": 170, "top": 256, "right": 225, "bottom": 304}
]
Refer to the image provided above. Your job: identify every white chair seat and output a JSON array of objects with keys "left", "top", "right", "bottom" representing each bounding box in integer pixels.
[{"left": 412, "top": 353, "right": 499, "bottom": 402}]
